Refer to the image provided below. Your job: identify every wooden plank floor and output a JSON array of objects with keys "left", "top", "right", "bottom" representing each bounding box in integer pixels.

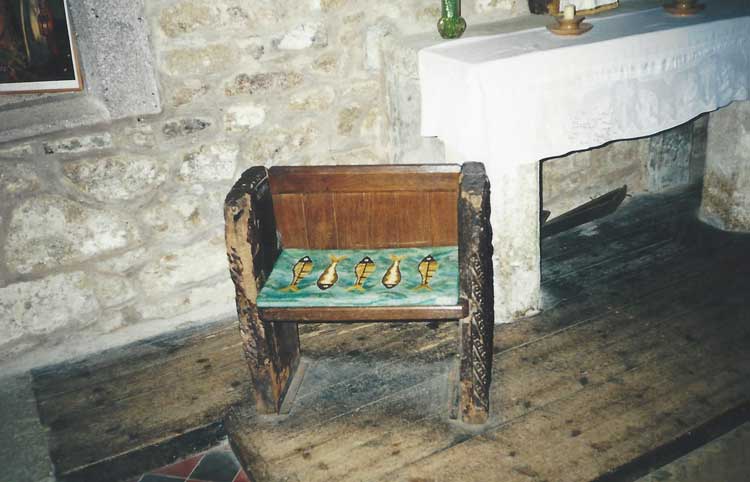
[
  {"left": 227, "top": 186, "right": 750, "bottom": 481},
  {"left": 31, "top": 321, "right": 251, "bottom": 482}
]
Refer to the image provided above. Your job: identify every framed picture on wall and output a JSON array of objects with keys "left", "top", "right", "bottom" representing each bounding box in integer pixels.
[{"left": 0, "top": 0, "right": 83, "bottom": 94}]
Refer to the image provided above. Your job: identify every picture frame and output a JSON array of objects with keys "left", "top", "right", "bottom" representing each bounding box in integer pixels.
[{"left": 0, "top": 0, "right": 83, "bottom": 95}]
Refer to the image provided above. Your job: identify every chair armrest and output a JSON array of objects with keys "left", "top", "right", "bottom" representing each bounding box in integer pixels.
[
  {"left": 458, "top": 162, "right": 495, "bottom": 421},
  {"left": 225, "top": 166, "right": 281, "bottom": 301},
  {"left": 225, "top": 167, "right": 300, "bottom": 414},
  {"left": 458, "top": 162, "right": 494, "bottom": 315}
]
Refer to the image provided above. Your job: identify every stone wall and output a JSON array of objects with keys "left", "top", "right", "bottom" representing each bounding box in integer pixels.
[
  {"left": 0, "top": 0, "right": 530, "bottom": 374},
  {"left": 0, "top": 0, "right": 706, "bottom": 374}
]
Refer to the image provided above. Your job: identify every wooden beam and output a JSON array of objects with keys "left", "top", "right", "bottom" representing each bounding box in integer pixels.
[
  {"left": 268, "top": 165, "right": 460, "bottom": 194},
  {"left": 259, "top": 302, "right": 469, "bottom": 323}
]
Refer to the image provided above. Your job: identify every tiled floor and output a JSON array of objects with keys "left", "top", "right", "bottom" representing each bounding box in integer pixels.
[{"left": 135, "top": 445, "right": 250, "bottom": 482}]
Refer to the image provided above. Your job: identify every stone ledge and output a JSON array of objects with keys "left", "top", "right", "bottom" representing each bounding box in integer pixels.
[{"left": 0, "top": 96, "right": 110, "bottom": 145}]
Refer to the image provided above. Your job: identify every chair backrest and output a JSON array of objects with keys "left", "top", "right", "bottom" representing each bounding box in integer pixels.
[{"left": 268, "top": 165, "right": 460, "bottom": 249}]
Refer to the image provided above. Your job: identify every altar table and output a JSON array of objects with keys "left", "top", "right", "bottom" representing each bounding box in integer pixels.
[{"left": 419, "top": 0, "right": 750, "bottom": 321}]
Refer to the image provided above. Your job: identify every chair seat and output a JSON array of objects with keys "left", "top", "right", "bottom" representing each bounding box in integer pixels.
[{"left": 257, "top": 247, "right": 459, "bottom": 308}]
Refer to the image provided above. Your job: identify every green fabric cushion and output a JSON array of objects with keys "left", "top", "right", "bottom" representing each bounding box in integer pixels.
[{"left": 257, "top": 247, "right": 459, "bottom": 308}]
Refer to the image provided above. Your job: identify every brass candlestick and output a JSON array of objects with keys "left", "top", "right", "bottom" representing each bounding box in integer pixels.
[
  {"left": 547, "top": 0, "right": 620, "bottom": 17},
  {"left": 664, "top": 0, "right": 705, "bottom": 16},
  {"left": 547, "top": 15, "right": 593, "bottom": 36}
]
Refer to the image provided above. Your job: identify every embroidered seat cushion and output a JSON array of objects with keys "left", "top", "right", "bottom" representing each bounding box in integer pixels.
[{"left": 257, "top": 247, "right": 459, "bottom": 308}]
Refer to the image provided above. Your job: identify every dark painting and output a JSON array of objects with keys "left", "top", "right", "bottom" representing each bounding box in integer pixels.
[{"left": 0, "top": 0, "right": 81, "bottom": 93}]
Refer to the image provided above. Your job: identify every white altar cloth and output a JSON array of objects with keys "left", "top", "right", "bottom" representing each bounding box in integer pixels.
[{"left": 419, "top": 1, "right": 750, "bottom": 167}]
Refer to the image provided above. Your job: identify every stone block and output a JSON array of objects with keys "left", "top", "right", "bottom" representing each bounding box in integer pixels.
[
  {"left": 178, "top": 143, "right": 239, "bottom": 183},
  {"left": 488, "top": 161, "right": 542, "bottom": 322},
  {"left": 700, "top": 101, "right": 750, "bottom": 232},
  {"left": 5, "top": 195, "right": 140, "bottom": 274},
  {"left": 288, "top": 87, "right": 335, "bottom": 112},
  {"left": 137, "top": 235, "right": 228, "bottom": 295},
  {"left": 43, "top": 133, "right": 113, "bottom": 155},
  {"left": 224, "top": 71, "right": 303, "bottom": 97},
  {"left": 0, "top": 272, "right": 100, "bottom": 347},
  {"left": 0, "top": 144, "right": 33, "bottom": 158},
  {"left": 646, "top": 123, "right": 693, "bottom": 192},
  {"left": 237, "top": 37, "right": 266, "bottom": 61},
  {"left": 224, "top": 105, "right": 267, "bottom": 133},
  {"left": 162, "top": 118, "right": 213, "bottom": 138},
  {"left": 135, "top": 277, "right": 235, "bottom": 322},
  {"left": 475, "top": 0, "right": 515, "bottom": 13},
  {"left": 365, "top": 22, "right": 394, "bottom": 71},
  {"left": 165, "top": 45, "right": 234, "bottom": 77},
  {"left": 382, "top": 32, "right": 440, "bottom": 161},
  {"left": 343, "top": 79, "right": 380, "bottom": 102},
  {"left": 337, "top": 21, "right": 365, "bottom": 61},
  {"left": 244, "top": 123, "right": 320, "bottom": 166},
  {"left": 159, "top": 1, "right": 218, "bottom": 37},
  {"left": 320, "top": 0, "right": 347, "bottom": 11},
  {"left": 312, "top": 53, "right": 341, "bottom": 74},
  {"left": 221, "top": 4, "right": 252, "bottom": 26},
  {"left": 0, "top": 97, "right": 110, "bottom": 145},
  {"left": 337, "top": 105, "right": 362, "bottom": 135},
  {"left": 360, "top": 106, "right": 385, "bottom": 141},
  {"left": 92, "top": 273, "right": 137, "bottom": 308},
  {"left": 141, "top": 187, "right": 225, "bottom": 242},
  {"left": 171, "top": 82, "right": 211, "bottom": 107},
  {"left": 382, "top": 31, "right": 421, "bottom": 79},
  {"left": 415, "top": 5, "right": 442, "bottom": 26},
  {"left": 87, "top": 310, "right": 127, "bottom": 335},
  {"left": 277, "top": 23, "right": 328, "bottom": 50},
  {"left": 70, "top": 0, "right": 161, "bottom": 119},
  {"left": 328, "top": 147, "right": 381, "bottom": 165},
  {"left": 689, "top": 114, "right": 709, "bottom": 184},
  {"left": 63, "top": 155, "right": 168, "bottom": 202},
  {"left": 96, "top": 247, "right": 150, "bottom": 274},
  {"left": 217, "top": 2, "right": 282, "bottom": 32},
  {"left": 116, "top": 122, "right": 157, "bottom": 148},
  {"left": 0, "top": 162, "right": 42, "bottom": 199}
]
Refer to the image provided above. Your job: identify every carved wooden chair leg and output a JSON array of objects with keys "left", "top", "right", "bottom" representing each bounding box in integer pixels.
[
  {"left": 238, "top": 310, "right": 300, "bottom": 414},
  {"left": 225, "top": 167, "right": 301, "bottom": 414},
  {"left": 458, "top": 162, "right": 495, "bottom": 424}
]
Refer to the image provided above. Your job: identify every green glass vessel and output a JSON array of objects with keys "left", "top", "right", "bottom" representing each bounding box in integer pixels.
[{"left": 438, "top": 0, "right": 466, "bottom": 39}]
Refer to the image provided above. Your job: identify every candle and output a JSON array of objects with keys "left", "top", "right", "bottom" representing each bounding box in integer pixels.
[{"left": 563, "top": 4, "right": 576, "bottom": 20}]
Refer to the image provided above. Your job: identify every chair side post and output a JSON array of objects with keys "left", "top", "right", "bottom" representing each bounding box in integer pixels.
[
  {"left": 225, "top": 166, "right": 300, "bottom": 414},
  {"left": 458, "top": 162, "right": 495, "bottom": 424}
]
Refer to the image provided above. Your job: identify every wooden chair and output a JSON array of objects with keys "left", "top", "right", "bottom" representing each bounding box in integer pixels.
[{"left": 224, "top": 163, "right": 494, "bottom": 424}]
